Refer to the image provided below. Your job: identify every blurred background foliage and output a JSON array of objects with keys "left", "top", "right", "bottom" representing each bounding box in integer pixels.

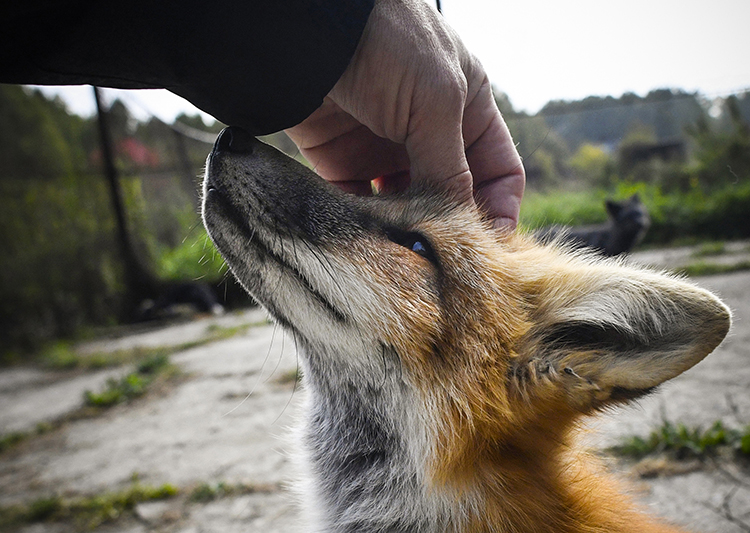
[
  {"left": 1, "top": 84, "right": 749, "bottom": 358},
  {"left": 501, "top": 87, "right": 750, "bottom": 245},
  {"left": 0, "top": 85, "right": 227, "bottom": 357}
]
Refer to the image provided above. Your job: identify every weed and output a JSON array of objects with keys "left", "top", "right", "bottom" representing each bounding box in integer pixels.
[
  {"left": 189, "top": 481, "right": 232, "bottom": 502},
  {"left": 609, "top": 419, "right": 750, "bottom": 460},
  {"left": 26, "top": 496, "right": 63, "bottom": 522},
  {"left": 83, "top": 354, "right": 176, "bottom": 408},
  {"left": 41, "top": 342, "right": 80, "bottom": 369},
  {"left": 0, "top": 482, "right": 178, "bottom": 530},
  {"left": 0, "top": 432, "right": 26, "bottom": 454},
  {"left": 676, "top": 260, "right": 750, "bottom": 277},
  {"left": 0, "top": 479, "right": 280, "bottom": 530},
  {"left": 202, "top": 323, "right": 253, "bottom": 342},
  {"left": 70, "top": 483, "right": 178, "bottom": 529},
  {"left": 136, "top": 353, "right": 170, "bottom": 375},
  {"left": 188, "top": 481, "right": 275, "bottom": 502},
  {"left": 276, "top": 367, "right": 302, "bottom": 385},
  {"left": 41, "top": 343, "right": 168, "bottom": 371},
  {"left": 0, "top": 422, "right": 57, "bottom": 456},
  {"left": 692, "top": 241, "right": 727, "bottom": 257},
  {"left": 35, "top": 321, "right": 256, "bottom": 372}
]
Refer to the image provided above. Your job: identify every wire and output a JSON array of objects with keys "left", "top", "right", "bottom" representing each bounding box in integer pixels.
[
  {"left": 101, "top": 88, "right": 219, "bottom": 144},
  {"left": 505, "top": 86, "right": 750, "bottom": 122}
]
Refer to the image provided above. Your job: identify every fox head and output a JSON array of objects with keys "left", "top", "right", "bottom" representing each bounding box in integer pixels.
[
  {"left": 606, "top": 193, "right": 651, "bottom": 245},
  {"left": 202, "top": 127, "right": 730, "bottom": 497}
]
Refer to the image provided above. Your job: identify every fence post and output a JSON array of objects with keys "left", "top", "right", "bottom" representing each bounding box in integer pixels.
[{"left": 93, "top": 86, "right": 156, "bottom": 314}]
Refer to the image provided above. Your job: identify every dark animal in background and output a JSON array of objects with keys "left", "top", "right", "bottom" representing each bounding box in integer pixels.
[
  {"left": 139, "top": 282, "right": 224, "bottom": 320},
  {"left": 537, "top": 194, "right": 650, "bottom": 256}
]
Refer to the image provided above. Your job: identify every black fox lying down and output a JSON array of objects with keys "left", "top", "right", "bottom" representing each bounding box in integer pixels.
[
  {"left": 537, "top": 194, "right": 651, "bottom": 257},
  {"left": 202, "top": 127, "right": 730, "bottom": 533}
]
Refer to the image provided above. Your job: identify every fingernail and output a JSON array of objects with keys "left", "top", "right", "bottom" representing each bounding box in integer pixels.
[{"left": 492, "top": 217, "right": 517, "bottom": 232}]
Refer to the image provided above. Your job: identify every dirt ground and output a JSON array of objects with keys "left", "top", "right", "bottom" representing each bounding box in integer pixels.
[{"left": 1, "top": 243, "right": 749, "bottom": 532}]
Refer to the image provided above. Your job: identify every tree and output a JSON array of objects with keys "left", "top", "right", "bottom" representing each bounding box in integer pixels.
[
  {"left": 688, "top": 95, "right": 750, "bottom": 189},
  {"left": 569, "top": 144, "right": 613, "bottom": 187},
  {"left": 539, "top": 89, "right": 704, "bottom": 152},
  {"left": 0, "top": 85, "right": 84, "bottom": 179},
  {"left": 494, "top": 89, "right": 571, "bottom": 189}
]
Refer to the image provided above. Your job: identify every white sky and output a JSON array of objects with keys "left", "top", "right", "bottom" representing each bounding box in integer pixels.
[{"left": 34, "top": 0, "right": 750, "bottom": 122}]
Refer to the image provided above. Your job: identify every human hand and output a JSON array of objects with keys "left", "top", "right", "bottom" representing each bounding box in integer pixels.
[{"left": 285, "top": 0, "right": 525, "bottom": 229}]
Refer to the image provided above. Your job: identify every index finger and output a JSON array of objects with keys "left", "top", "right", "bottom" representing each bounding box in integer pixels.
[
  {"left": 403, "top": 76, "right": 475, "bottom": 206},
  {"left": 462, "top": 79, "right": 526, "bottom": 229}
]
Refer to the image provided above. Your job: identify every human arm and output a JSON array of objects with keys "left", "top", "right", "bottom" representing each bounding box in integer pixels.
[
  {"left": 1, "top": 0, "right": 524, "bottom": 227},
  {"left": 0, "top": 0, "right": 374, "bottom": 134}
]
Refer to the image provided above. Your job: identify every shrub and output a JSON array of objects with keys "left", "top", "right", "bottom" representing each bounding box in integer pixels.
[{"left": 520, "top": 180, "right": 750, "bottom": 245}]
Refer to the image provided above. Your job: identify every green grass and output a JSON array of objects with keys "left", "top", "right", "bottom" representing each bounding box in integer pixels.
[
  {"left": 40, "top": 322, "right": 256, "bottom": 371},
  {"left": 0, "top": 422, "right": 55, "bottom": 455},
  {"left": 675, "top": 260, "right": 750, "bottom": 277},
  {"left": 0, "top": 481, "right": 178, "bottom": 530},
  {"left": 0, "top": 479, "right": 277, "bottom": 530},
  {"left": 519, "top": 188, "right": 609, "bottom": 231},
  {"left": 692, "top": 241, "right": 727, "bottom": 257},
  {"left": 609, "top": 419, "right": 750, "bottom": 460},
  {"left": 84, "top": 354, "right": 177, "bottom": 408},
  {"left": 275, "top": 367, "right": 302, "bottom": 385},
  {"left": 155, "top": 229, "right": 226, "bottom": 282},
  {"left": 520, "top": 180, "right": 750, "bottom": 246},
  {"left": 188, "top": 481, "right": 254, "bottom": 502}
]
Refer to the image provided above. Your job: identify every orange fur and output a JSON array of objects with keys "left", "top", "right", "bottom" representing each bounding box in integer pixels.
[{"left": 347, "top": 202, "right": 728, "bottom": 533}]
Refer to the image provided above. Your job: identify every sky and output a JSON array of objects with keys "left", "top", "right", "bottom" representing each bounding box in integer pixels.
[{"left": 33, "top": 0, "right": 750, "bottom": 123}]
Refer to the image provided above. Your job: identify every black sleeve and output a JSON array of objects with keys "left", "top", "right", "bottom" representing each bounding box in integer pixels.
[{"left": 0, "top": 0, "right": 375, "bottom": 134}]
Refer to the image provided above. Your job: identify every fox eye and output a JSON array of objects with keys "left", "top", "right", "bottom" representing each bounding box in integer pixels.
[
  {"left": 411, "top": 240, "right": 426, "bottom": 254},
  {"left": 385, "top": 228, "right": 438, "bottom": 264}
]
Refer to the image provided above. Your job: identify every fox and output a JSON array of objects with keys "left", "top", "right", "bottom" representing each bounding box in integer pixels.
[
  {"left": 202, "top": 126, "right": 731, "bottom": 533},
  {"left": 537, "top": 194, "right": 651, "bottom": 257}
]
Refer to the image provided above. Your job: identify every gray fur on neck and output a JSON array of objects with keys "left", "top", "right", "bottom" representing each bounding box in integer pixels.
[{"left": 298, "top": 342, "right": 449, "bottom": 533}]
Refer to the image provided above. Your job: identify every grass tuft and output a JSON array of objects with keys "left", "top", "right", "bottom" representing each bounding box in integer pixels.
[
  {"left": 83, "top": 354, "right": 176, "bottom": 408},
  {"left": 0, "top": 482, "right": 178, "bottom": 530},
  {"left": 275, "top": 367, "right": 302, "bottom": 385},
  {"left": 40, "top": 322, "right": 255, "bottom": 372},
  {"left": 0, "top": 422, "right": 57, "bottom": 456},
  {"left": 0, "top": 432, "right": 27, "bottom": 454},
  {"left": 675, "top": 260, "right": 750, "bottom": 277},
  {"left": 609, "top": 419, "right": 750, "bottom": 460},
  {"left": 692, "top": 241, "right": 727, "bottom": 257},
  {"left": 188, "top": 481, "right": 276, "bottom": 503}
]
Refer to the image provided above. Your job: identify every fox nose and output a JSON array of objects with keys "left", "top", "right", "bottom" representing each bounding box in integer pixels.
[{"left": 214, "top": 126, "right": 255, "bottom": 154}]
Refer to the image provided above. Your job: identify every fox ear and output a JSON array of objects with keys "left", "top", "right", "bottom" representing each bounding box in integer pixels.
[
  {"left": 605, "top": 199, "right": 623, "bottom": 218},
  {"left": 526, "top": 261, "right": 730, "bottom": 409}
]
